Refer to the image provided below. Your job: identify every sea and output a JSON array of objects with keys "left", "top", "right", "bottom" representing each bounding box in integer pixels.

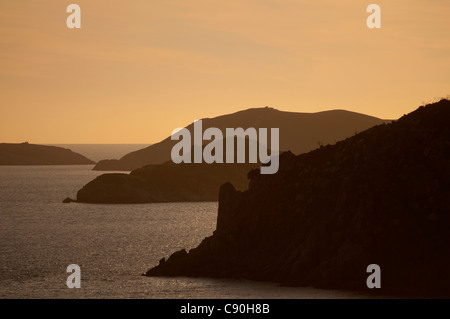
[{"left": 0, "top": 145, "right": 372, "bottom": 298}]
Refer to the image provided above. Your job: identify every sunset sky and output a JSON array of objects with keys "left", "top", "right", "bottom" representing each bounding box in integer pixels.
[{"left": 1, "top": 0, "right": 449, "bottom": 143}]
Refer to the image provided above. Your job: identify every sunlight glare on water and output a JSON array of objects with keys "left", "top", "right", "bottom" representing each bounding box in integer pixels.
[{"left": 0, "top": 165, "right": 369, "bottom": 299}]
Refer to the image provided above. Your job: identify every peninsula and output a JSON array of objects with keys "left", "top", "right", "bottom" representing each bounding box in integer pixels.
[{"left": 0, "top": 142, "right": 95, "bottom": 165}]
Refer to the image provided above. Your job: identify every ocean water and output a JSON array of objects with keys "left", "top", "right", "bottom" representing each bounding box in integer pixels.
[
  {"left": 46, "top": 144, "right": 151, "bottom": 162},
  {"left": 0, "top": 165, "right": 371, "bottom": 299}
]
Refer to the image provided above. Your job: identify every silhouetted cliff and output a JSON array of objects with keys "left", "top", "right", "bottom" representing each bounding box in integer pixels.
[
  {"left": 146, "top": 99, "right": 450, "bottom": 296},
  {"left": 0, "top": 142, "right": 95, "bottom": 165},
  {"left": 94, "top": 107, "right": 388, "bottom": 171}
]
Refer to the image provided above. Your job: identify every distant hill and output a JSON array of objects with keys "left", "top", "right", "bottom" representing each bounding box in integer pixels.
[
  {"left": 75, "top": 107, "right": 388, "bottom": 203},
  {"left": 94, "top": 107, "right": 389, "bottom": 171},
  {"left": 0, "top": 143, "right": 95, "bottom": 165},
  {"left": 145, "top": 99, "right": 450, "bottom": 297}
]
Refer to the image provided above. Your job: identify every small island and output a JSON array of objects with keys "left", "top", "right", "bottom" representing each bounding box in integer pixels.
[{"left": 0, "top": 142, "right": 95, "bottom": 165}]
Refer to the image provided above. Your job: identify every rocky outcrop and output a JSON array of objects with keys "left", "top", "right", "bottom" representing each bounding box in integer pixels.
[
  {"left": 0, "top": 142, "right": 95, "bottom": 165},
  {"left": 62, "top": 197, "right": 75, "bottom": 203},
  {"left": 145, "top": 99, "right": 450, "bottom": 297},
  {"left": 76, "top": 162, "right": 258, "bottom": 203},
  {"left": 76, "top": 173, "right": 151, "bottom": 203}
]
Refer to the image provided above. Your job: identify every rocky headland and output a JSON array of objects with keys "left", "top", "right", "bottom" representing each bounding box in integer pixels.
[
  {"left": 0, "top": 142, "right": 95, "bottom": 165},
  {"left": 145, "top": 99, "right": 450, "bottom": 297}
]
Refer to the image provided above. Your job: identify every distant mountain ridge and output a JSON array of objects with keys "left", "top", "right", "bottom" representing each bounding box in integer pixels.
[
  {"left": 94, "top": 107, "right": 389, "bottom": 171},
  {"left": 0, "top": 143, "right": 95, "bottom": 165}
]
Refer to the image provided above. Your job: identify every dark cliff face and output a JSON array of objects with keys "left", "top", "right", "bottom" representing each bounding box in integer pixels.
[{"left": 146, "top": 99, "right": 450, "bottom": 296}]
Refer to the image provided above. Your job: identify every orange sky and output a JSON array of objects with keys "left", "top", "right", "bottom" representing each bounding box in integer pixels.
[{"left": 1, "top": 0, "right": 449, "bottom": 143}]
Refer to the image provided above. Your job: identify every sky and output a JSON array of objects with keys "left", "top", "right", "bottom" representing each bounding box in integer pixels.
[{"left": 1, "top": 0, "right": 449, "bottom": 143}]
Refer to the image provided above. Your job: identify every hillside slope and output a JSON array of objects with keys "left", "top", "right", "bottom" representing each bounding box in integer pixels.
[{"left": 94, "top": 107, "right": 387, "bottom": 171}]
